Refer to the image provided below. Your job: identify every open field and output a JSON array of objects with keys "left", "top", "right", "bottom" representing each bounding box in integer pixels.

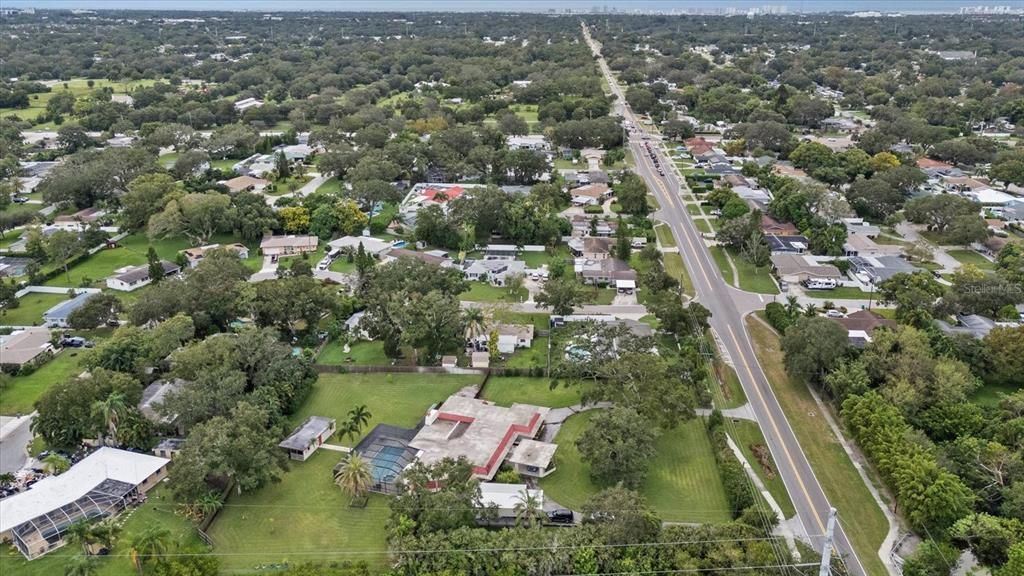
[
  {"left": 746, "top": 313, "right": 889, "bottom": 576},
  {"left": 1, "top": 292, "right": 68, "bottom": 326},
  {"left": 209, "top": 451, "right": 390, "bottom": 573},
  {"left": 316, "top": 340, "right": 390, "bottom": 366},
  {"left": 0, "top": 350, "right": 87, "bottom": 415},
  {"left": 520, "top": 246, "right": 571, "bottom": 268},
  {"left": 0, "top": 78, "right": 157, "bottom": 127},
  {"left": 481, "top": 377, "right": 590, "bottom": 408},
  {"left": 541, "top": 412, "right": 732, "bottom": 524}
]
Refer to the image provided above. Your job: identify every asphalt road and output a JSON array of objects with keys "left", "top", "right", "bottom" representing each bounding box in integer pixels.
[{"left": 583, "top": 24, "right": 869, "bottom": 576}]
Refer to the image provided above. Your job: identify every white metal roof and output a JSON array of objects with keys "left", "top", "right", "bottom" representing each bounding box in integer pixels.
[
  {"left": 0, "top": 448, "right": 169, "bottom": 533},
  {"left": 478, "top": 483, "right": 543, "bottom": 510}
]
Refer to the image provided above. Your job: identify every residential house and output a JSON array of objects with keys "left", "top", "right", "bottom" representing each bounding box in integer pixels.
[
  {"left": 848, "top": 255, "right": 922, "bottom": 284},
  {"left": 180, "top": 243, "right": 250, "bottom": 268},
  {"left": 383, "top": 248, "right": 451, "bottom": 267},
  {"left": 478, "top": 483, "right": 546, "bottom": 522},
  {"left": 568, "top": 237, "right": 613, "bottom": 260},
  {"left": 233, "top": 97, "right": 264, "bottom": 112},
  {"left": 277, "top": 144, "right": 315, "bottom": 162},
  {"left": 223, "top": 175, "right": 270, "bottom": 193},
  {"left": 936, "top": 314, "right": 1001, "bottom": 339},
  {"left": 830, "top": 310, "right": 896, "bottom": 347},
  {"left": 42, "top": 291, "right": 99, "bottom": 328},
  {"left": 841, "top": 217, "right": 880, "bottom": 238},
  {"left": 105, "top": 261, "right": 181, "bottom": 292},
  {"left": 568, "top": 214, "right": 617, "bottom": 238},
  {"left": 761, "top": 215, "right": 799, "bottom": 236},
  {"left": 966, "top": 188, "right": 1018, "bottom": 207},
  {"left": 138, "top": 379, "right": 186, "bottom": 426},
  {"left": 0, "top": 448, "right": 169, "bottom": 560},
  {"left": 770, "top": 254, "right": 842, "bottom": 284},
  {"left": 819, "top": 117, "right": 860, "bottom": 133},
  {"left": 399, "top": 183, "right": 482, "bottom": 227},
  {"left": 0, "top": 328, "right": 54, "bottom": 370},
  {"left": 570, "top": 183, "right": 611, "bottom": 206},
  {"left": 507, "top": 135, "right": 549, "bottom": 151},
  {"left": 260, "top": 235, "right": 318, "bottom": 258},
  {"left": 328, "top": 236, "right": 393, "bottom": 258},
  {"left": 408, "top": 395, "right": 553, "bottom": 480},
  {"left": 482, "top": 244, "right": 520, "bottom": 260},
  {"left": 462, "top": 259, "right": 527, "bottom": 287},
  {"left": 152, "top": 438, "right": 185, "bottom": 460},
  {"left": 576, "top": 257, "right": 637, "bottom": 286},
  {"left": 842, "top": 234, "right": 902, "bottom": 258},
  {"left": 0, "top": 256, "right": 35, "bottom": 277},
  {"left": 474, "top": 323, "right": 535, "bottom": 354},
  {"left": 765, "top": 235, "right": 810, "bottom": 254},
  {"left": 278, "top": 416, "right": 337, "bottom": 461}
]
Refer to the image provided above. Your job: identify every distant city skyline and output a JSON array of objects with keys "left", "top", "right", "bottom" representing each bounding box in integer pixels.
[{"left": 4, "top": 0, "right": 1023, "bottom": 14}]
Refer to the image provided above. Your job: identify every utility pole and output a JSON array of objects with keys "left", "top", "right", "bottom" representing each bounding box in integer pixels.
[{"left": 818, "top": 507, "right": 838, "bottom": 576}]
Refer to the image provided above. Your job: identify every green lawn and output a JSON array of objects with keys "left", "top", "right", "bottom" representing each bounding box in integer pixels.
[
  {"left": 970, "top": 382, "right": 1021, "bottom": 408},
  {"left": 654, "top": 224, "right": 676, "bottom": 248},
  {"left": 316, "top": 176, "right": 343, "bottom": 194},
  {"left": 948, "top": 249, "right": 995, "bottom": 271},
  {"left": 663, "top": 253, "right": 694, "bottom": 298},
  {"left": 0, "top": 78, "right": 156, "bottom": 127},
  {"left": 709, "top": 246, "right": 736, "bottom": 286},
  {"left": 872, "top": 234, "right": 910, "bottom": 247},
  {"left": 158, "top": 151, "right": 178, "bottom": 168},
  {"left": 521, "top": 246, "right": 570, "bottom": 268},
  {"left": 804, "top": 286, "right": 874, "bottom": 300},
  {"left": 460, "top": 282, "right": 528, "bottom": 303},
  {"left": 208, "top": 451, "right": 391, "bottom": 573},
  {"left": 0, "top": 485, "right": 201, "bottom": 576},
  {"left": 481, "top": 377, "right": 590, "bottom": 408},
  {"left": 687, "top": 204, "right": 704, "bottom": 216},
  {"left": 580, "top": 286, "right": 616, "bottom": 305},
  {"left": 209, "top": 158, "right": 239, "bottom": 173},
  {"left": 746, "top": 314, "right": 889, "bottom": 576},
  {"left": 503, "top": 337, "right": 549, "bottom": 370},
  {"left": 0, "top": 230, "right": 25, "bottom": 250},
  {"left": 693, "top": 219, "right": 712, "bottom": 234},
  {"left": 729, "top": 250, "right": 778, "bottom": 295},
  {"left": 316, "top": 340, "right": 390, "bottom": 366},
  {"left": 209, "top": 372, "right": 483, "bottom": 571},
  {"left": 540, "top": 412, "right": 732, "bottom": 523},
  {"left": 729, "top": 421, "right": 797, "bottom": 519},
  {"left": 42, "top": 233, "right": 252, "bottom": 289},
  {"left": 328, "top": 257, "right": 356, "bottom": 274},
  {"left": 715, "top": 362, "right": 747, "bottom": 410},
  {"left": 0, "top": 350, "right": 86, "bottom": 414},
  {"left": 1, "top": 292, "right": 69, "bottom": 326}
]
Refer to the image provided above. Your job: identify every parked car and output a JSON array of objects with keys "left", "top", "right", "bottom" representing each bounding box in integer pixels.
[
  {"left": 60, "top": 336, "right": 93, "bottom": 348},
  {"left": 12, "top": 195, "right": 29, "bottom": 204},
  {"left": 825, "top": 310, "right": 845, "bottom": 318},
  {"left": 546, "top": 509, "right": 574, "bottom": 525}
]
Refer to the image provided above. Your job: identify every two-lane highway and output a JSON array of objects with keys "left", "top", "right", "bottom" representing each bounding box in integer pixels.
[{"left": 582, "top": 23, "right": 871, "bottom": 576}]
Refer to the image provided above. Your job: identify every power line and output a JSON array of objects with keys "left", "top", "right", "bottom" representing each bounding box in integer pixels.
[{"left": 555, "top": 562, "right": 822, "bottom": 576}]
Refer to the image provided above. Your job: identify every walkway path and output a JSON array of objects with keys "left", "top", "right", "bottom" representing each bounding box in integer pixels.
[{"left": 540, "top": 401, "right": 613, "bottom": 443}]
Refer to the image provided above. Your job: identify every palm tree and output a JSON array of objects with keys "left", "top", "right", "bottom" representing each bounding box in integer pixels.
[
  {"left": 90, "top": 520, "right": 121, "bottom": 550},
  {"left": 339, "top": 420, "right": 360, "bottom": 445},
  {"left": 333, "top": 453, "right": 373, "bottom": 500},
  {"left": 43, "top": 453, "right": 71, "bottom": 475},
  {"left": 0, "top": 472, "right": 14, "bottom": 488},
  {"left": 513, "top": 489, "right": 545, "bottom": 529},
  {"left": 128, "top": 526, "right": 170, "bottom": 575},
  {"left": 64, "top": 519, "right": 95, "bottom": 554},
  {"left": 197, "top": 492, "right": 223, "bottom": 520},
  {"left": 64, "top": 554, "right": 98, "bottom": 576},
  {"left": 347, "top": 405, "right": 372, "bottom": 436},
  {"left": 784, "top": 295, "right": 801, "bottom": 318},
  {"left": 462, "top": 307, "right": 487, "bottom": 346},
  {"left": 804, "top": 303, "right": 818, "bottom": 317},
  {"left": 91, "top": 391, "right": 127, "bottom": 446}
]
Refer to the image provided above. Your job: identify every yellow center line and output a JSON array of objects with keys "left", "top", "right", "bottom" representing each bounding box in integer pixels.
[{"left": 727, "top": 324, "right": 827, "bottom": 534}]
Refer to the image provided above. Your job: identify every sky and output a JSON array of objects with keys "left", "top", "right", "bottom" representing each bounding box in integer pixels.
[{"left": 5, "top": 0, "right": 1023, "bottom": 13}]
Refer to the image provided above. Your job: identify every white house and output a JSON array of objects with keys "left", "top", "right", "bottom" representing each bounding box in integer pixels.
[
  {"left": 478, "top": 483, "right": 545, "bottom": 519},
  {"left": 474, "top": 323, "right": 535, "bottom": 354},
  {"left": 105, "top": 261, "right": 181, "bottom": 292},
  {"left": 278, "top": 416, "right": 337, "bottom": 461},
  {"left": 234, "top": 97, "right": 264, "bottom": 112}
]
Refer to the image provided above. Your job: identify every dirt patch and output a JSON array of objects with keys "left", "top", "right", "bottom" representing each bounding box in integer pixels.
[{"left": 750, "top": 443, "right": 776, "bottom": 480}]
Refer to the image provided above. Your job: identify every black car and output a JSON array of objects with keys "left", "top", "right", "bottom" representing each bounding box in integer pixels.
[
  {"left": 12, "top": 196, "right": 29, "bottom": 204},
  {"left": 546, "top": 509, "right": 574, "bottom": 525}
]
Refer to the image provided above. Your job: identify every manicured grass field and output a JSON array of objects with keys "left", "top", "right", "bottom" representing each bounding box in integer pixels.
[
  {"left": 209, "top": 158, "right": 239, "bottom": 173},
  {"left": 746, "top": 314, "right": 889, "bottom": 576},
  {"left": 481, "top": 377, "right": 590, "bottom": 408},
  {"left": 0, "top": 485, "right": 202, "bottom": 576},
  {"left": 728, "top": 420, "right": 797, "bottom": 519},
  {"left": 948, "top": 249, "right": 995, "bottom": 270},
  {"left": 654, "top": 223, "right": 676, "bottom": 248},
  {"left": 208, "top": 451, "right": 390, "bottom": 573},
  {"left": 540, "top": 412, "right": 732, "bottom": 523},
  {"left": 460, "top": 282, "right": 528, "bottom": 303},
  {"left": 0, "top": 350, "right": 86, "bottom": 415},
  {"left": 709, "top": 247, "right": 778, "bottom": 294},
  {"left": 316, "top": 340, "right": 390, "bottom": 366},
  {"left": 328, "top": 257, "right": 356, "bottom": 274},
  {"left": 520, "top": 246, "right": 570, "bottom": 268},
  {"left": 209, "top": 372, "right": 481, "bottom": 570},
  {"left": 0, "top": 292, "right": 68, "bottom": 326},
  {"left": 663, "top": 252, "right": 694, "bottom": 298},
  {"left": 295, "top": 373, "right": 482, "bottom": 441},
  {"left": 693, "top": 219, "right": 712, "bottom": 234},
  {"left": 686, "top": 204, "right": 703, "bottom": 216}
]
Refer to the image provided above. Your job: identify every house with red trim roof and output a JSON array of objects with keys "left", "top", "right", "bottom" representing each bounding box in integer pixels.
[{"left": 408, "top": 395, "right": 555, "bottom": 480}]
